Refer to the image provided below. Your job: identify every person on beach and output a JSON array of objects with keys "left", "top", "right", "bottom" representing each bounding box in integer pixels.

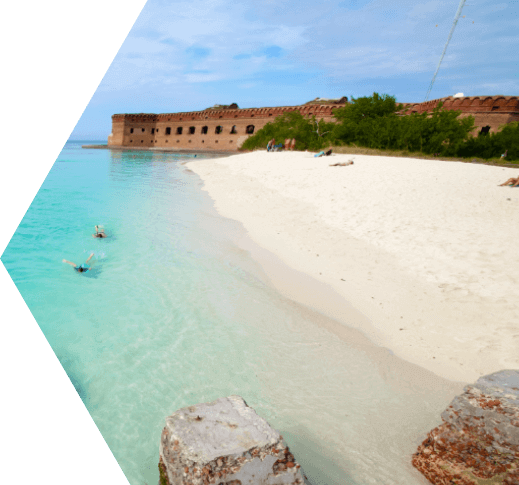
[
  {"left": 92, "top": 225, "right": 107, "bottom": 238},
  {"left": 290, "top": 138, "right": 296, "bottom": 150},
  {"left": 63, "top": 253, "right": 95, "bottom": 273},
  {"left": 330, "top": 160, "right": 354, "bottom": 167},
  {"left": 315, "top": 149, "right": 333, "bottom": 157},
  {"left": 267, "top": 139, "right": 275, "bottom": 151},
  {"left": 499, "top": 176, "right": 519, "bottom": 187}
]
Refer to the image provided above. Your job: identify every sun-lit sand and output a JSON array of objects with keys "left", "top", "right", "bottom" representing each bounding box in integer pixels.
[{"left": 186, "top": 151, "right": 519, "bottom": 382}]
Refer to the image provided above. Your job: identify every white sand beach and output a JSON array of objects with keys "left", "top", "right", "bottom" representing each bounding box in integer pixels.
[{"left": 186, "top": 152, "right": 519, "bottom": 382}]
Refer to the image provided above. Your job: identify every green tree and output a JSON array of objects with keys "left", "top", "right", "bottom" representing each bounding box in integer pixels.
[
  {"left": 331, "top": 93, "right": 402, "bottom": 146},
  {"left": 333, "top": 92, "right": 401, "bottom": 124}
]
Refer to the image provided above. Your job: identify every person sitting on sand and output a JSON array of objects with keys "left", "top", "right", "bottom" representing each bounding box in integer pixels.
[
  {"left": 267, "top": 139, "right": 275, "bottom": 151},
  {"left": 499, "top": 176, "right": 519, "bottom": 187},
  {"left": 290, "top": 138, "right": 296, "bottom": 150},
  {"left": 330, "top": 160, "right": 354, "bottom": 167},
  {"left": 92, "top": 225, "right": 107, "bottom": 238},
  {"left": 63, "top": 253, "right": 95, "bottom": 273}
]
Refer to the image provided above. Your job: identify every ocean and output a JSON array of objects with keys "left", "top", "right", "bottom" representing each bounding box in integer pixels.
[{"left": 2, "top": 141, "right": 460, "bottom": 485}]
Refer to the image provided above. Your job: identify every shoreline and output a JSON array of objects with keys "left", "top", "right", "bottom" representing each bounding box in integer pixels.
[
  {"left": 82, "top": 144, "right": 519, "bottom": 169},
  {"left": 186, "top": 151, "right": 519, "bottom": 382},
  {"left": 82, "top": 144, "right": 237, "bottom": 157}
]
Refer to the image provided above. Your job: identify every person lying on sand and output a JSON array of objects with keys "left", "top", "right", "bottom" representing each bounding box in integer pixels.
[
  {"left": 315, "top": 149, "right": 333, "bottom": 158},
  {"left": 499, "top": 177, "right": 519, "bottom": 187},
  {"left": 63, "top": 253, "right": 95, "bottom": 273},
  {"left": 329, "top": 160, "right": 354, "bottom": 167},
  {"left": 92, "top": 225, "right": 107, "bottom": 238}
]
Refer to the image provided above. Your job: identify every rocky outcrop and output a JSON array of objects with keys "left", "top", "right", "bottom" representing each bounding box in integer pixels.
[
  {"left": 159, "top": 395, "right": 305, "bottom": 485},
  {"left": 413, "top": 370, "right": 519, "bottom": 485}
]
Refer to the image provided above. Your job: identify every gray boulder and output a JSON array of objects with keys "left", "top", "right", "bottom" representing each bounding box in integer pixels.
[{"left": 159, "top": 395, "right": 305, "bottom": 485}]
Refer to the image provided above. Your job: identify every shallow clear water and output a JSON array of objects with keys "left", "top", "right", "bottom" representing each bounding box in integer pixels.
[{"left": 2, "top": 141, "right": 461, "bottom": 485}]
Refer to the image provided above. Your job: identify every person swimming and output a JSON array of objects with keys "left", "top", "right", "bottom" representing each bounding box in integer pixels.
[
  {"left": 63, "top": 253, "right": 94, "bottom": 273},
  {"left": 92, "top": 225, "right": 107, "bottom": 238}
]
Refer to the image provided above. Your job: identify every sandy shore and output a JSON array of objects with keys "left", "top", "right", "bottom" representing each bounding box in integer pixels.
[{"left": 186, "top": 151, "right": 519, "bottom": 382}]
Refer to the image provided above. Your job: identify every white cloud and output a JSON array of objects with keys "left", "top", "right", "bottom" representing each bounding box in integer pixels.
[
  {"left": 184, "top": 72, "right": 226, "bottom": 83},
  {"left": 79, "top": 0, "right": 518, "bottom": 131}
]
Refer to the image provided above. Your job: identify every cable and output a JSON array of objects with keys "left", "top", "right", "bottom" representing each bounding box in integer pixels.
[{"left": 425, "top": 0, "right": 467, "bottom": 102}]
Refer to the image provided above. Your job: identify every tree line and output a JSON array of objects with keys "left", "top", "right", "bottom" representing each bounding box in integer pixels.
[{"left": 240, "top": 93, "right": 518, "bottom": 161}]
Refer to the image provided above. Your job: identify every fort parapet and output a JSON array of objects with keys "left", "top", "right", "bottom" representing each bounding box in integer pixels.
[{"left": 108, "top": 95, "right": 519, "bottom": 152}]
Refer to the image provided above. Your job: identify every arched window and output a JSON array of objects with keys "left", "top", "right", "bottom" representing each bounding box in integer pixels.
[
  {"left": 142, "top": 128, "right": 145, "bottom": 132},
  {"left": 246, "top": 125, "right": 255, "bottom": 134},
  {"left": 189, "top": 126, "right": 196, "bottom": 134},
  {"left": 130, "top": 128, "right": 134, "bottom": 133},
  {"left": 201, "top": 126, "right": 208, "bottom": 134},
  {"left": 480, "top": 126, "right": 490, "bottom": 135},
  {"left": 165, "top": 127, "right": 171, "bottom": 135},
  {"left": 215, "top": 125, "right": 223, "bottom": 134},
  {"left": 176, "top": 127, "right": 183, "bottom": 135},
  {"left": 230, "top": 125, "right": 237, "bottom": 134}
]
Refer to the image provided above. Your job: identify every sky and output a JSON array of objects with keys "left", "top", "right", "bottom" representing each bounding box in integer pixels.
[{"left": 71, "top": 0, "right": 519, "bottom": 140}]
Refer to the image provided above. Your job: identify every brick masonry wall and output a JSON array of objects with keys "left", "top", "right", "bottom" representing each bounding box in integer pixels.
[
  {"left": 109, "top": 105, "right": 343, "bottom": 151},
  {"left": 108, "top": 96, "right": 519, "bottom": 151}
]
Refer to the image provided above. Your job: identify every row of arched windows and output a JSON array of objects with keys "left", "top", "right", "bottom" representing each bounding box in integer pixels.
[{"left": 129, "top": 125, "right": 255, "bottom": 135}]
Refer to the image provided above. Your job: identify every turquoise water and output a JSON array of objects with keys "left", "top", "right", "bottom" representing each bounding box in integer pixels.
[{"left": 2, "top": 141, "right": 461, "bottom": 485}]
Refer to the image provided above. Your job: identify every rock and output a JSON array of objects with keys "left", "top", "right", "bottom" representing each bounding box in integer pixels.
[
  {"left": 159, "top": 395, "right": 305, "bottom": 485},
  {"left": 412, "top": 370, "right": 519, "bottom": 485}
]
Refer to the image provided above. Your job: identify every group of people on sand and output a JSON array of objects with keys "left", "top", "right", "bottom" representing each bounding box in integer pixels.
[{"left": 62, "top": 226, "right": 107, "bottom": 274}]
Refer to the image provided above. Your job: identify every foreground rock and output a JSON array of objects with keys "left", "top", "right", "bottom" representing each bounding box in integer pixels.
[
  {"left": 159, "top": 395, "right": 305, "bottom": 485},
  {"left": 413, "top": 370, "right": 519, "bottom": 485}
]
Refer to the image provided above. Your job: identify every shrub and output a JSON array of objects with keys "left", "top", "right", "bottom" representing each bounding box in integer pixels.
[
  {"left": 240, "top": 111, "right": 335, "bottom": 151},
  {"left": 450, "top": 122, "right": 519, "bottom": 160},
  {"left": 332, "top": 95, "right": 475, "bottom": 155}
]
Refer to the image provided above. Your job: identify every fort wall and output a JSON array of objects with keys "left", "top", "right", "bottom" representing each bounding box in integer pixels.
[
  {"left": 108, "top": 96, "right": 519, "bottom": 152},
  {"left": 108, "top": 104, "right": 343, "bottom": 151}
]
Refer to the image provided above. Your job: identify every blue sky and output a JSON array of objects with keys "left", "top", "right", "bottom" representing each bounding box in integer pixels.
[{"left": 71, "top": 0, "right": 518, "bottom": 140}]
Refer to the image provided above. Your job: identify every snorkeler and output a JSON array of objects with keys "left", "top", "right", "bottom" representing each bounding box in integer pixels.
[
  {"left": 92, "top": 225, "right": 107, "bottom": 238},
  {"left": 63, "top": 253, "right": 95, "bottom": 273}
]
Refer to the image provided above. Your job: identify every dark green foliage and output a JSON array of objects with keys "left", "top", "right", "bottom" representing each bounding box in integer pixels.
[
  {"left": 331, "top": 93, "right": 401, "bottom": 145},
  {"left": 240, "top": 111, "right": 335, "bottom": 151},
  {"left": 333, "top": 92, "right": 401, "bottom": 124},
  {"left": 333, "top": 94, "right": 475, "bottom": 155}
]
